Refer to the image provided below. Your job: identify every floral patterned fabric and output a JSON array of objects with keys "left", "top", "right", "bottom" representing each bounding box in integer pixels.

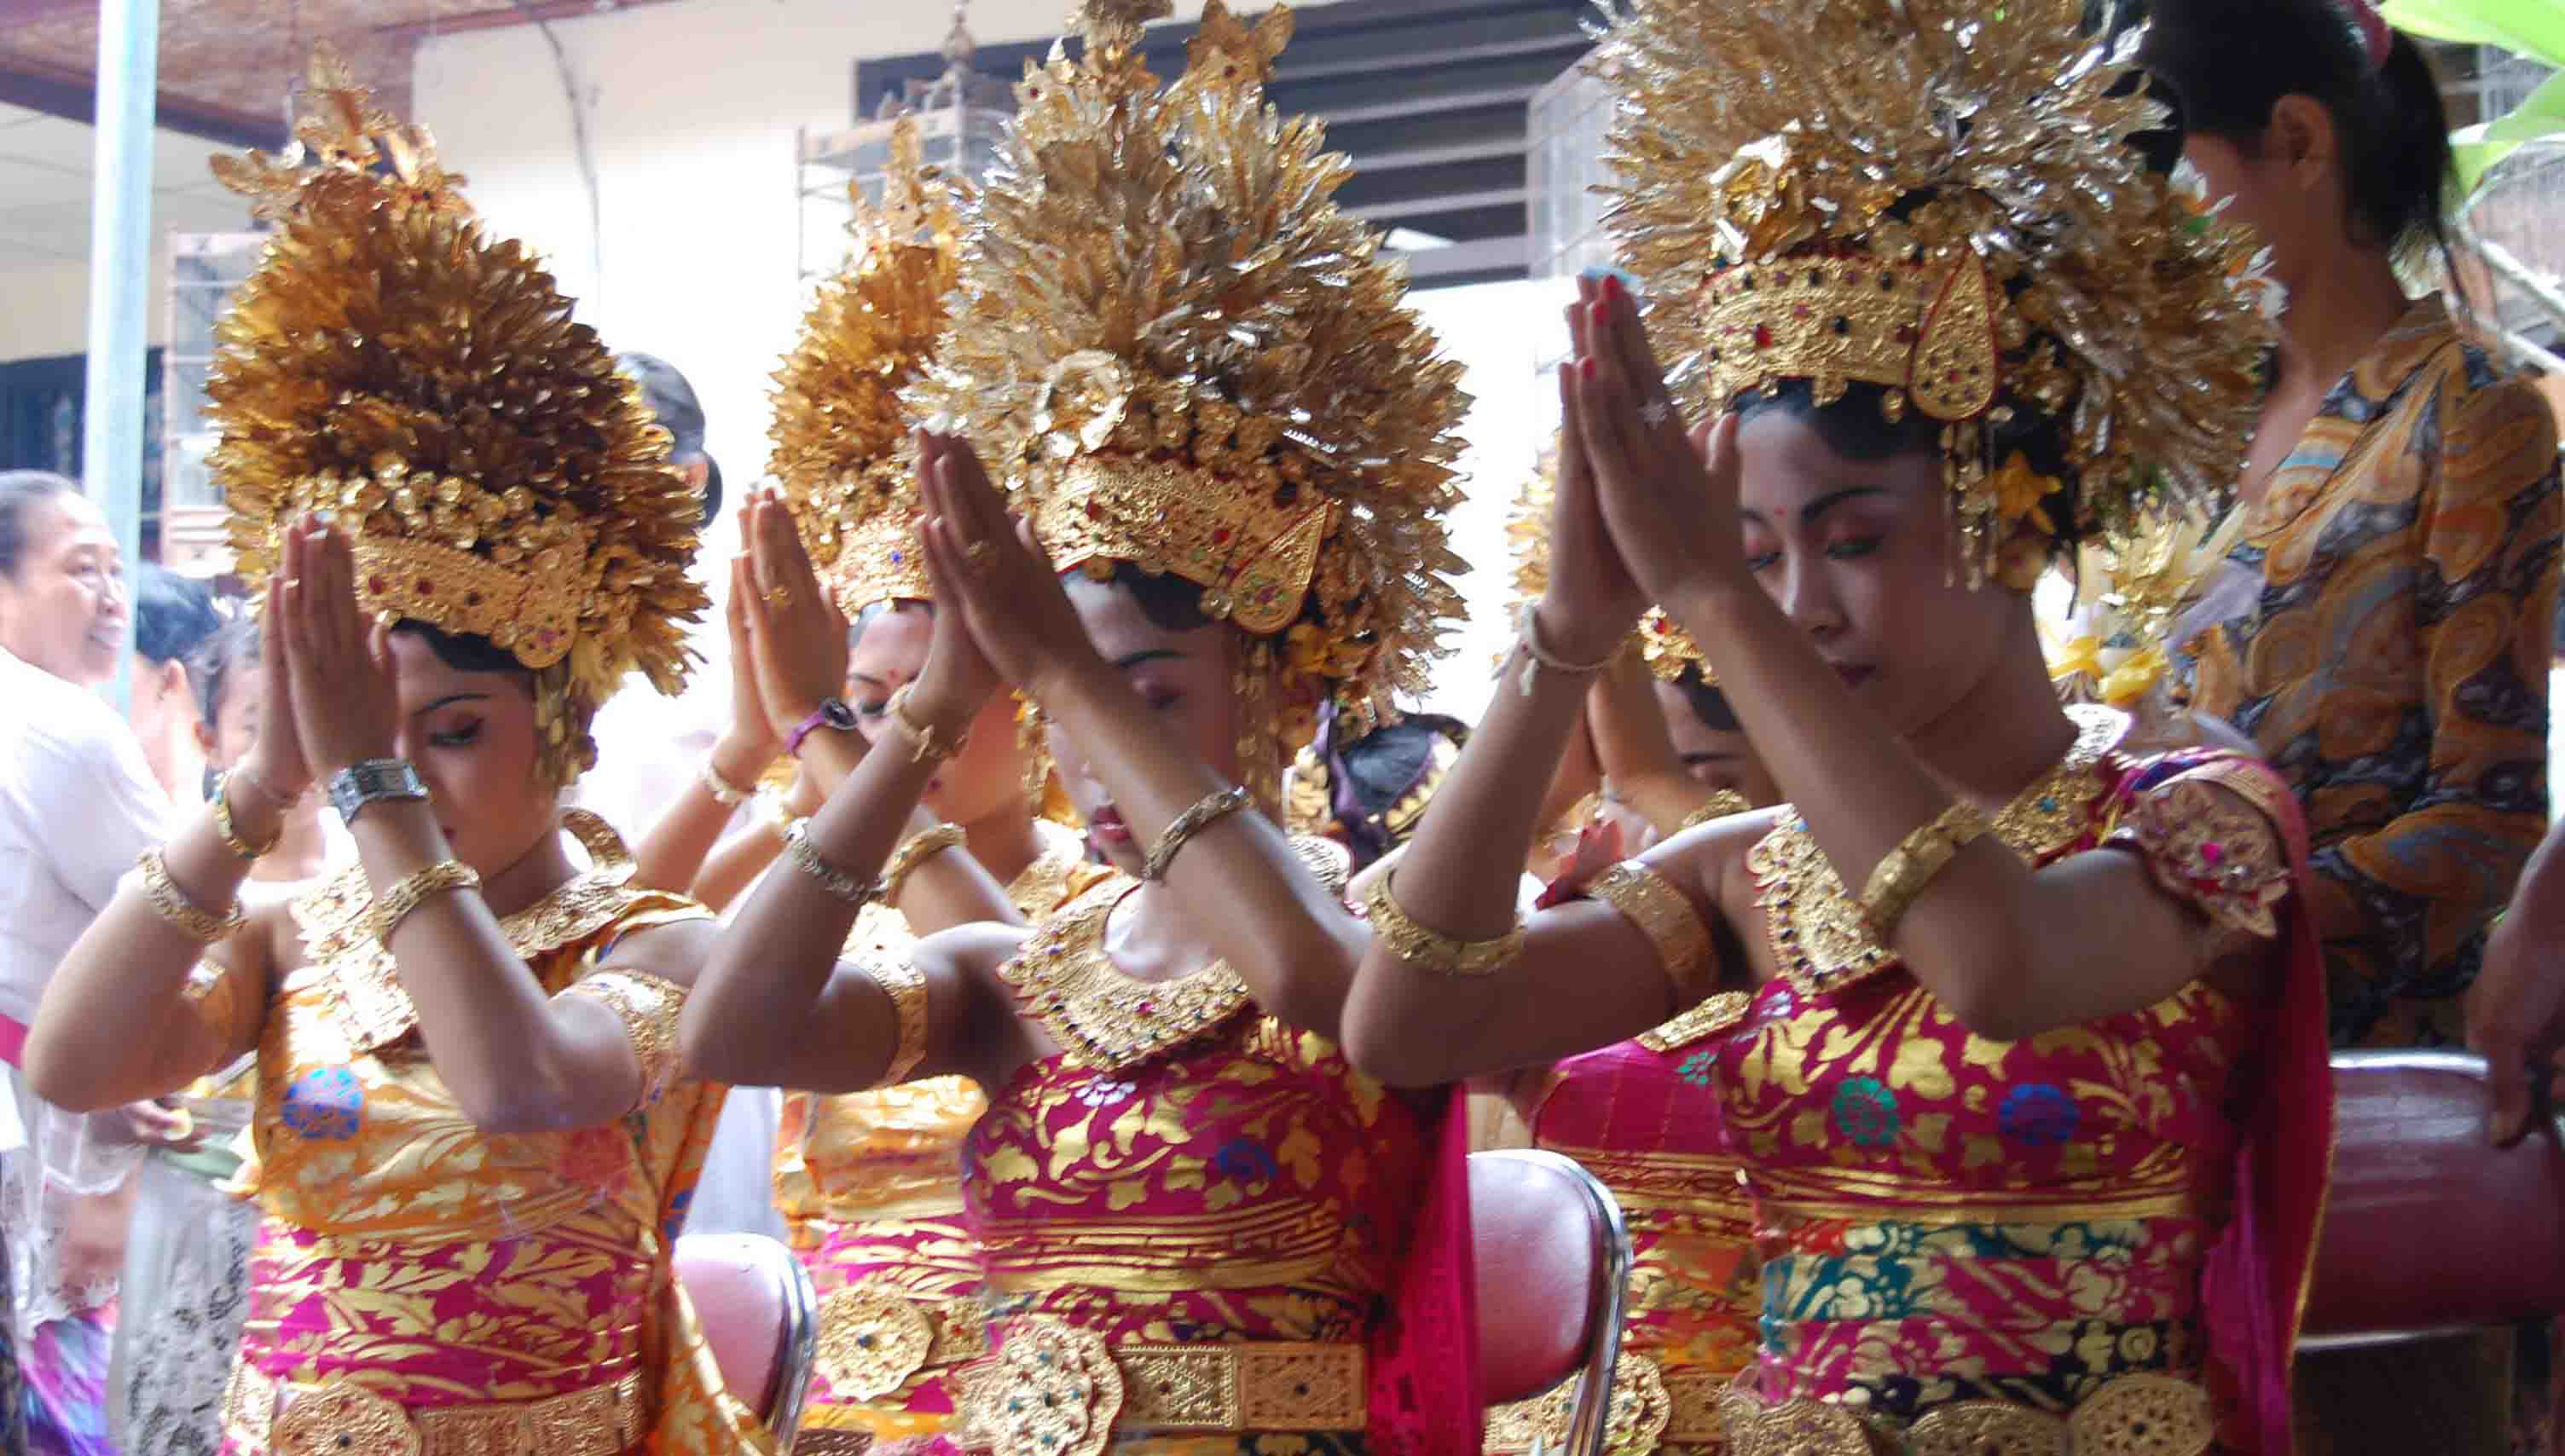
[
  {"left": 208, "top": 869, "right": 771, "bottom": 1456},
  {"left": 1700, "top": 748, "right": 2328, "bottom": 1453},
  {"left": 1511, "top": 1036, "right": 1760, "bottom": 1453},
  {"left": 955, "top": 881, "right": 1437, "bottom": 1456},
  {"left": 2180, "top": 295, "right": 2561, "bottom": 1049},
  {"left": 779, "top": 821, "right": 1116, "bottom": 1448}
]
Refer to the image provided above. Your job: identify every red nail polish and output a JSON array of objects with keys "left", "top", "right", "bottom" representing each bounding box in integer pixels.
[{"left": 1601, "top": 272, "right": 1624, "bottom": 302}]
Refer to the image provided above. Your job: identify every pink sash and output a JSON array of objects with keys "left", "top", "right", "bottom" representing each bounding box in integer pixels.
[{"left": 1366, "top": 1083, "right": 1483, "bottom": 1456}]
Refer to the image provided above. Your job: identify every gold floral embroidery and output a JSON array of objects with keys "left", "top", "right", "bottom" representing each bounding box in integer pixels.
[
  {"left": 1485, "top": 1345, "right": 1670, "bottom": 1456},
  {"left": 998, "top": 881, "right": 1251, "bottom": 1072},
  {"left": 1750, "top": 705, "right": 2127, "bottom": 998},
  {"left": 1636, "top": 991, "right": 1751, "bottom": 1055},
  {"left": 269, "top": 1380, "right": 421, "bottom": 1456}
]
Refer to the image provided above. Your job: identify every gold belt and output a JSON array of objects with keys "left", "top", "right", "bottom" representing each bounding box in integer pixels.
[
  {"left": 223, "top": 1363, "right": 646, "bottom": 1456},
  {"left": 814, "top": 1286, "right": 993, "bottom": 1400},
  {"left": 954, "top": 1324, "right": 1367, "bottom": 1456},
  {"left": 1720, "top": 1372, "right": 2215, "bottom": 1456},
  {"left": 1485, "top": 1352, "right": 1729, "bottom": 1456}
]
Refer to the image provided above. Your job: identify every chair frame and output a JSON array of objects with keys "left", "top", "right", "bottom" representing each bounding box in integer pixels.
[
  {"left": 675, "top": 1229, "right": 822, "bottom": 1452},
  {"left": 2296, "top": 1049, "right": 2565, "bottom": 1355},
  {"left": 1474, "top": 1147, "right": 1636, "bottom": 1456}
]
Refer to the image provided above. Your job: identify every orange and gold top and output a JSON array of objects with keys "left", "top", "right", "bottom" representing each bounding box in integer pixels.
[
  {"left": 200, "top": 818, "right": 768, "bottom": 1455},
  {"left": 780, "top": 819, "right": 1115, "bottom": 1447}
]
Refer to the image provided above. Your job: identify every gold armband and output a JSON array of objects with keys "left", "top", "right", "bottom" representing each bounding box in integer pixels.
[
  {"left": 1859, "top": 802, "right": 1989, "bottom": 938},
  {"left": 135, "top": 849, "right": 246, "bottom": 944},
  {"left": 562, "top": 969, "right": 687, "bottom": 1108},
  {"left": 1586, "top": 861, "right": 1716, "bottom": 1002},
  {"left": 882, "top": 824, "right": 968, "bottom": 905},
  {"left": 368, "top": 861, "right": 483, "bottom": 948},
  {"left": 1363, "top": 872, "right": 1526, "bottom": 976},
  {"left": 865, "top": 962, "right": 930, "bottom": 1088}
]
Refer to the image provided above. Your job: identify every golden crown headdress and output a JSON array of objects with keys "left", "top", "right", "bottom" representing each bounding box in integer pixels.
[
  {"left": 1597, "top": 0, "right": 2270, "bottom": 596},
  {"left": 910, "top": 0, "right": 1472, "bottom": 806},
  {"left": 772, "top": 116, "right": 969, "bottom": 620},
  {"left": 206, "top": 47, "right": 703, "bottom": 783}
]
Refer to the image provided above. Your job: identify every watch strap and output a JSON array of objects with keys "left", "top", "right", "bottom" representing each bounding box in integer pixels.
[
  {"left": 787, "top": 699, "right": 856, "bottom": 760},
  {"left": 327, "top": 759, "right": 429, "bottom": 825}
]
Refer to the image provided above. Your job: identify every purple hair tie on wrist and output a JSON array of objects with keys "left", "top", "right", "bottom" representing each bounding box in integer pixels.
[{"left": 2334, "top": 0, "right": 2393, "bottom": 71}]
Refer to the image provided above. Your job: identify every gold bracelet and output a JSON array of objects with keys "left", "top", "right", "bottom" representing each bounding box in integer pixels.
[
  {"left": 1585, "top": 861, "right": 1716, "bottom": 1002},
  {"left": 1859, "top": 802, "right": 1990, "bottom": 938},
  {"left": 1363, "top": 871, "right": 1526, "bottom": 976},
  {"left": 210, "top": 773, "right": 282, "bottom": 860},
  {"left": 886, "top": 685, "right": 970, "bottom": 765},
  {"left": 864, "top": 962, "right": 930, "bottom": 1088},
  {"left": 881, "top": 823, "right": 968, "bottom": 905},
  {"left": 784, "top": 820, "right": 879, "bottom": 905},
  {"left": 561, "top": 969, "right": 687, "bottom": 1109},
  {"left": 1677, "top": 789, "right": 1751, "bottom": 831},
  {"left": 133, "top": 849, "right": 246, "bottom": 944},
  {"left": 1143, "top": 786, "right": 1253, "bottom": 882},
  {"left": 368, "top": 860, "right": 483, "bottom": 948},
  {"left": 701, "top": 754, "right": 755, "bottom": 806}
]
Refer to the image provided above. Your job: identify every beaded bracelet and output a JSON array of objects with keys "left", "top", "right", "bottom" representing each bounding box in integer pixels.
[
  {"left": 134, "top": 849, "right": 246, "bottom": 944},
  {"left": 784, "top": 821, "right": 879, "bottom": 906}
]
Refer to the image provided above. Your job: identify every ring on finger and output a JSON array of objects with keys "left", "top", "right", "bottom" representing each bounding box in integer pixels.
[
  {"left": 1639, "top": 395, "right": 1676, "bottom": 430},
  {"left": 964, "top": 540, "right": 993, "bottom": 565},
  {"left": 761, "top": 586, "right": 791, "bottom": 605}
]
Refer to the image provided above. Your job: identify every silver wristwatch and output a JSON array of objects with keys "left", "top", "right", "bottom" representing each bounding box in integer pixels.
[{"left": 327, "top": 758, "right": 428, "bottom": 825}]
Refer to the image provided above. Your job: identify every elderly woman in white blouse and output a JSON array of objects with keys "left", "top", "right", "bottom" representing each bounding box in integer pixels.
[{"left": 0, "top": 471, "right": 192, "bottom": 1454}]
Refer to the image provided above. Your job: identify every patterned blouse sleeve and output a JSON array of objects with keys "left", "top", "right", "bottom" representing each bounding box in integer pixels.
[
  {"left": 2106, "top": 757, "right": 2296, "bottom": 948},
  {"left": 2323, "top": 372, "right": 2559, "bottom": 989}
]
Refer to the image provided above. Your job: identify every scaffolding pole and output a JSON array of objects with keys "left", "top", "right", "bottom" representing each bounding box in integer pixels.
[{"left": 83, "top": 0, "right": 160, "bottom": 713}]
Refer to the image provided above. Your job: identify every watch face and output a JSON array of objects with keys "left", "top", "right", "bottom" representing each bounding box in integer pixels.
[{"left": 821, "top": 698, "right": 859, "bottom": 731}]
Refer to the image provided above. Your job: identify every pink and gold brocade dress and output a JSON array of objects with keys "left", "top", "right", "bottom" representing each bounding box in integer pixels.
[
  {"left": 1698, "top": 709, "right": 2331, "bottom": 1456},
  {"left": 779, "top": 820, "right": 1117, "bottom": 1455},
  {"left": 200, "top": 825, "right": 771, "bottom": 1456},
  {"left": 939, "top": 877, "right": 1451, "bottom": 1456},
  {"left": 1485, "top": 1019, "right": 1762, "bottom": 1456}
]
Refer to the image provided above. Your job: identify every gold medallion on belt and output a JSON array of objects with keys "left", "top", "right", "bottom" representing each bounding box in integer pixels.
[
  {"left": 224, "top": 1364, "right": 646, "bottom": 1456},
  {"left": 952, "top": 1324, "right": 1369, "bottom": 1456}
]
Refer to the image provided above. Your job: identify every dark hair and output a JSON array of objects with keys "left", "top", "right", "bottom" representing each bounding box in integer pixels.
[
  {"left": 391, "top": 619, "right": 532, "bottom": 677},
  {"left": 1670, "top": 664, "right": 1741, "bottom": 732},
  {"left": 135, "top": 564, "right": 220, "bottom": 666},
  {"left": 188, "top": 614, "right": 262, "bottom": 729},
  {"left": 1732, "top": 378, "right": 2084, "bottom": 544},
  {"left": 617, "top": 352, "right": 723, "bottom": 528},
  {"left": 2138, "top": 0, "right": 2456, "bottom": 274},
  {"left": 1335, "top": 712, "right": 1468, "bottom": 812},
  {"left": 1104, "top": 561, "right": 1219, "bottom": 633},
  {"left": 0, "top": 470, "right": 78, "bottom": 581}
]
